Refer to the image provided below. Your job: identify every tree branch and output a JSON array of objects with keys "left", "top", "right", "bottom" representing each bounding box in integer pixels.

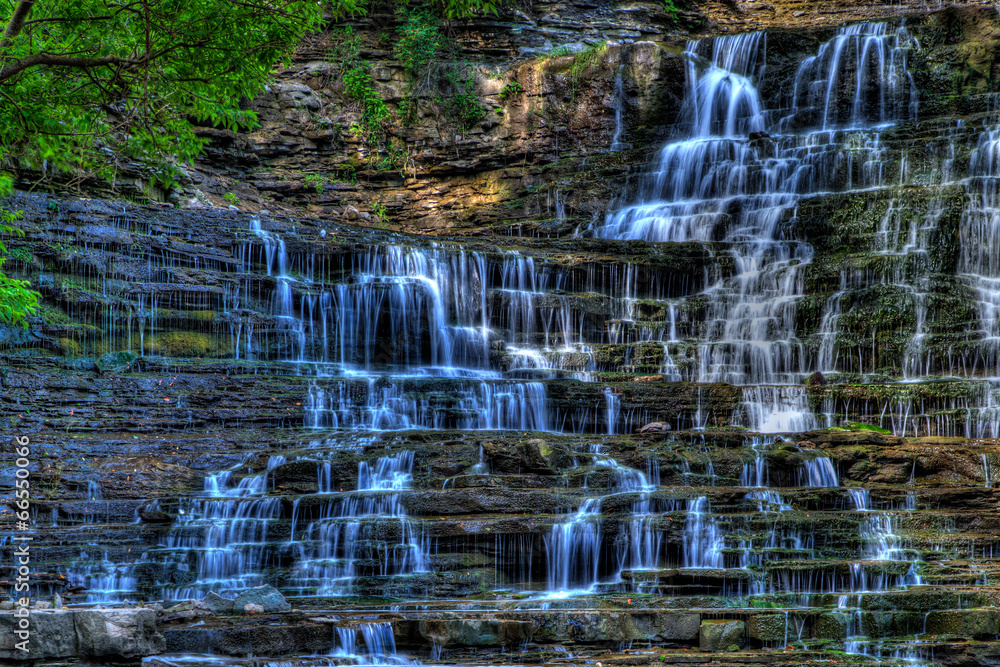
[
  {"left": 0, "top": 0, "right": 36, "bottom": 51},
  {"left": 0, "top": 53, "right": 140, "bottom": 83}
]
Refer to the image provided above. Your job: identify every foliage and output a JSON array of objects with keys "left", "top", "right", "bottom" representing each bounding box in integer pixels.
[
  {"left": 304, "top": 174, "right": 329, "bottom": 193},
  {"left": 393, "top": 9, "right": 443, "bottom": 80},
  {"left": 0, "top": 205, "right": 39, "bottom": 326},
  {"left": 439, "top": 0, "right": 505, "bottom": 18},
  {"left": 569, "top": 42, "right": 609, "bottom": 97},
  {"left": 223, "top": 193, "right": 240, "bottom": 204},
  {"left": 327, "top": 26, "right": 365, "bottom": 73},
  {"left": 545, "top": 45, "right": 574, "bottom": 59},
  {"left": 343, "top": 65, "right": 392, "bottom": 140},
  {"left": 0, "top": 0, "right": 366, "bottom": 188},
  {"left": 371, "top": 201, "right": 388, "bottom": 226},
  {"left": 499, "top": 81, "right": 523, "bottom": 101},
  {"left": 658, "top": 0, "right": 680, "bottom": 19},
  {"left": 442, "top": 66, "right": 486, "bottom": 129}
]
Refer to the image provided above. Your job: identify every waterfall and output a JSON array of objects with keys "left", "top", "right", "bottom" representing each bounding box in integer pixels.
[
  {"left": 797, "top": 456, "right": 839, "bottom": 487},
  {"left": 961, "top": 124, "right": 1000, "bottom": 391},
  {"left": 546, "top": 448, "right": 660, "bottom": 594},
  {"left": 545, "top": 498, "right": 602, "bottom": 594},
  {"left": 682, "top": 496, "right": 723, "bottom": 569},
  {"left": 291, "top": 451, "right": 429, "bottom": 595},
  {"left": 849, "top": 485, "right": 921, "bottom": 591},
  {"left": 610, "top": 65, "right": 629, "bottom": 151},
  {"left": 595, "top": 23, "right": 921, "bottom": 432},
  {"left": 332, "top": 622, "right": 418, "bottom": 665},
  {"left": 162, "top": 456, "right": 288, "bottom": 599},
  {"left": 604, "top": 388, "right": 621, "bottom": 435},
  {"left": 741, "top": 436, "right": 792, "bottom": 511}
]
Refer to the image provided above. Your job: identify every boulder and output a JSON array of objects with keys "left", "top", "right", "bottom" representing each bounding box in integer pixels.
[
  {"left": 233, "top": 585, "right": 290, "bottom": 613},
  {"left": 639, "top": 421, "right": 671, "bottom": 433},
  {"left": 203, "top": 592, "right": 235, "bottom": 615},
  {"left": 243, "top": 603, "right": 265, "bottom": 614},
  {"left": 74, "top": 608, "right": 166, "bottom": 658},
  {"left": 0, "top": 609, "right": 76, "bottom": 660},
  {"left": 0, "top": 608, "right": 165, "bottom": 660},
  {"left": 747, "top": 613, "right": 786, "bottom": 643},
  {"left": 699, "top": 619, "right": 745, "bottom": 652}
]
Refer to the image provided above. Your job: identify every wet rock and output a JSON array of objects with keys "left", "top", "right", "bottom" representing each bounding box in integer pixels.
[
  {"left": 747, "top": 613, "right": 786, "bottom": 642},
  {"left": 74, "top": 608, "right": 165, "bottom": 658},
  {"left": 925, "top": 610, "right": 1000, "bottom": 638},
  {"left": 203, "top": 591, "right": 235, "bottom": 615},
  {"left": 813, "top": 612, "right": 848, "bottom": 641},
  {"left": 520, "top": 438, "right": 557, "bottom": 474},
  {"left": 139, "top": 500, "right": 174, "bottom": 522},
  {"left": 233, "top": 585, "right": 290, "bottom": 613},
  {"left": 699, "top": 619, "right": 745, "bottom": 651},
  {"left": 639, "top": 421, "right": 671, "bottom": 433},
  {"left": 165, "top": 623, "right": 333, "bottom": 656},
  {"left": 647, "top": 612, "right": 700, "bottom": 641},
  {"left": 417, "top": 617, "right": 532, "bottom": 647},
  {"left": 0, "top": 610, "right": 77, "bottom": 659},
  {"left": 95, "top": 350, "right": 139, "bottom": 372},
  {"left": 98, "top": 458, "right": 202, "bottom": 500}
]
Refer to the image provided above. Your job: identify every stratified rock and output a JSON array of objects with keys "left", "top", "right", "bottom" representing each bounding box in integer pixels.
[
  {"left": 699, "top": 619, "right": 745, "bottom": 652},
  {"left": 95, "top": 350, "right": 138, "bottom": 372}
]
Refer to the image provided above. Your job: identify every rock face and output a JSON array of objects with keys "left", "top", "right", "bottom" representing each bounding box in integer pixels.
[
  {"left": 700, "top": 619, "right": 745, "bottom": 652},
  {"left": 8, "top": 3, "right": 1000, "bottom": 667},
  {"left": 0, "top": 609, "right": 165, "bottom": 661}
]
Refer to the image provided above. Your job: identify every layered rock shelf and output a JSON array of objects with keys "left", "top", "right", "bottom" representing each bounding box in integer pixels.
[{"left": 7, "top": 2, "right": 1000, "bottom": 667}]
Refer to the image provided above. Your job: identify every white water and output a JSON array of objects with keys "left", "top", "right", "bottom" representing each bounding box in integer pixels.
[{"left": 596, "top": 23, "right": 919, "bottom": 432}]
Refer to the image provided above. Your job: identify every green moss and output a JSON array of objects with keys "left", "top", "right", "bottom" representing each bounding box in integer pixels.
[
  {"left": 143, "top": 331, "right": 230, "bottom": 358},
  {"left": 58, "top": 337, "right": 81, "bottom": 357},
  {"left": 844, "top": 421, "right": 892, "bottom": 434}
]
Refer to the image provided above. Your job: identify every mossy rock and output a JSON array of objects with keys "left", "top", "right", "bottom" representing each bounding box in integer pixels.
[
  {"left": 143, "top": 331, "right": 231, "bottom": 358},
  {"left": 58, "top": 337, "right": 81, "bottom": 357},
  {"left": 844, "top": 421, "right": 892, "bottom": 434},
  {"left": 699, "top": 619, "right": 745, "bottom": 652}
]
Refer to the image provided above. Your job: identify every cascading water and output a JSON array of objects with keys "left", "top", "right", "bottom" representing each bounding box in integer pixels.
[
  {"left": 682, "top": 496, "right": 723, "bottom": 569},
  {"left": 597, "top": 23, "right": 920, "bottom": 432},
  {"left": 332, "top": 622, "right": 419, "bottom": 665},
  {"left": 545, "top": 447, "right": 665, "bottom": 595},
  {"left": 160, "top": 456, "right": 287, "bottom": 599},
  {"left": 289, "top": 451, "right": 429, "bottom": 595}
]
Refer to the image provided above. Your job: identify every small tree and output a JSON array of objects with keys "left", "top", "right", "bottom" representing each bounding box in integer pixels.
[{"left": 0, "top": 0, "right": 364, "bottom": 185}]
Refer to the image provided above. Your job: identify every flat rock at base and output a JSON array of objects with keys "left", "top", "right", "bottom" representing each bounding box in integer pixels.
[
  {"left": 75, "top": 608, "right": 166, "bottom": 658},
  {"left": 0, "top": 610, "right": 76, "bottom": 659},
  {"left": 0, "top": 608, "right": 164, "bottom": 660}
]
